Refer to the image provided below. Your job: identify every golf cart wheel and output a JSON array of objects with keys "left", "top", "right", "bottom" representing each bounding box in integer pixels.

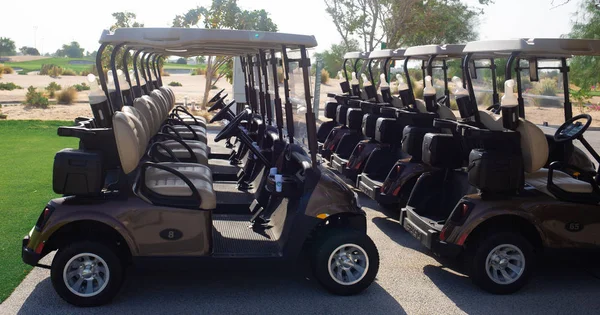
[
  {"left": 468, "top": 231, "right": 534, "bottom": 294},
  {"left": 312, "top": 229, "right": 379, "bottom": 295},
  {"left": 51, "top": 241, "right": 124, "bottom": 307}
]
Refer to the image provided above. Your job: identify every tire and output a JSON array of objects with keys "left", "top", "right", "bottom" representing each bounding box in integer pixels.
[
  {"left": 51, "top": 241, "right": 124, "bottom": 307},
  {"left": 467, "top": 231, "right": 534, "bottom": 294},
  {"left": 311, "top": 229, "right": 379, "bottom": 295}
]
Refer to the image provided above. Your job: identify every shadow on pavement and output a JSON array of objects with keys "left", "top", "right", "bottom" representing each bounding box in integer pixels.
[{"left": 17, "top": 269, "right": 405, "bottom": 314}]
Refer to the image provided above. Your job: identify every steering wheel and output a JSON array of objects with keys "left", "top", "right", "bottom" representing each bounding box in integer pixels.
[
  {"left": 215, "top": 109, "right": 249, "bottom": 142},
  {"left": 486, "top": 104, "right": 501, "bottom": 114},
  {"left": 436, "top": 95, "right": 448, "bottom": 108},
  {"left": 207, "top": 94, "right": 228, "bottom": 112},
  {"left": 209, "top": 89, "right": 225, "bottom": 103},
  {"left": 210, "top": 100, "right": 237, "bottom": 123},
  {"left": 554, "top": 114, "right": 592, "bottom": 143}
]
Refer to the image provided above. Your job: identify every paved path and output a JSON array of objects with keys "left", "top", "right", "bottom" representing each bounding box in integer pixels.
[{"left": 2, "top": 130, "right": 600, "bottom": 314}]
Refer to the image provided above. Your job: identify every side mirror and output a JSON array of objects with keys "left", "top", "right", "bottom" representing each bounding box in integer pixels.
[{"left": 529, "top": 58, "right": 539, "bottom": 82}]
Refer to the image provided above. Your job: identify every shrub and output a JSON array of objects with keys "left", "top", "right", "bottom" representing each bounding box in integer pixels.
[
  {"left": 46, "top": 82, "right": 62, "bottom": 98},
  {"left": 56, "top": 87, "right": 77, "bottom": 105},
  {"left": 73, "top": 83, "right": 91, "bottom": 91},
  {"left": 320, "top": 69, "right": 329, "bottom": 85},
  {"left": 0, "top": 104, "right": 5, "bottom": 119},
  {"left": 191, "top": 67, "right": 207, "bottom": 75},
  {"left": 0, "top": 64, "right": 14, "bottom": 74},
  {"left": 25, "top": 86, "right": 49, "bottom": 108},
  {"left": 211, "top": 85, "right": 218, "bottom": 90},
  {"left": 531, "top": 78, "right": 560, "bottom": 107},
  {"left": 277, "top": 67, "right": 285, "bottom": 83},
  {"left": 62, "top": 68, "right": 77, "bottom": 76},
  {"left": 0, "top": 82, "right": 22, "bottom": 91},
  {"left": 476, "top": 92, "right": 494, "bottom": 108},
  {"left": 408, "top": 69, "right": 423, "bottom": 82},
  {"left": 161, "top": 69, "right": 170, "bottom": 77},
  {"left": 168, "top": 81, "right": 182, "bottom": 87}
]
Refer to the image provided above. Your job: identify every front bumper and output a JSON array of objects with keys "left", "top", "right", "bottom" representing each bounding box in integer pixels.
[
  {"left": 22, "top": 235, "right": 42, "bottom": 266},
  {"left": 400, "top": 208, "right": 462, "bottom": 258}
]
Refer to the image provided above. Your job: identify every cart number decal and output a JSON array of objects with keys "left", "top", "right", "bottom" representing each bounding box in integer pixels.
[
  {"left": 160, "top": 229, "right": 183, "bottom": 240},
  {"left": 565, "top": 222, "right": 583, "bottom": 232}
]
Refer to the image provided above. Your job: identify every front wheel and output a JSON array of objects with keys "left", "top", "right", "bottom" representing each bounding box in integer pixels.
[
  {"left": 51, "top": 241, "right": 124, "bottom": 307},
  {"left": 311, "top": 229, "right": 379, "bottom": 295},
  {"left": 468, "top": 231, "right": 534, "bottom": 294}
]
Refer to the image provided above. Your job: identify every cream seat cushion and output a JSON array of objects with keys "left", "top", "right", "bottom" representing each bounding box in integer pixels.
[
  {"left": 525, "top": 169, "right": 593, "bottom": 197},
  {"left": 145, "top": 167, "right": 216, "bottom": 209},
  {"left": 158, "top": 140, "right": 210, "bottom": 165},
  {"left": 145, "top": 162, "right": 212, "bottom": 182},
  {"left": 478, "top": 110, "right": 504, "bottom": 131}
]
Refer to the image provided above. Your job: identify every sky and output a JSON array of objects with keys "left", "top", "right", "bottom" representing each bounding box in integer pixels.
[{"left": 0, "top": 0, "right": 584, "bottom": 55}]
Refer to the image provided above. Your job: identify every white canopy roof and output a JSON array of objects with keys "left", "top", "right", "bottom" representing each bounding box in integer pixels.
[
  {"left": 99, "top": 28, "right": 318, "bottom": 57},
  {"left": 463, "top": 38, "right": 600, "bottom": 58},
  {"left": 343, "top": 51, "right": 370, "bottom": 60},
  {"left": 404, "top": 44, "right": 465, "bottom": 59},
  {"left": 368, "top": 48, "right": 405, "bottom": 59}
]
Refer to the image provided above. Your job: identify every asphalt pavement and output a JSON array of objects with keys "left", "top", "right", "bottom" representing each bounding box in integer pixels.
[{"left": 2, "top": 130, "right": 600, "bottom": 315}]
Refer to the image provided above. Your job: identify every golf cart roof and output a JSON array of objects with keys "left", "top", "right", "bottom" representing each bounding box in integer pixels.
[
  {"left": 99, "top": 28, "right": 318, "bottom": 57},
  {"left": 368, "top": 48, "right": 405, "bottom": 59},
  {"left": 343, "top": 51, "right": 370, "bottom": 60},
  {"left": 404, "top": 44, "right": 465, "bottom": 59},
  {"left": 463, "top": 38, "right": 600, "bottom": 58}
]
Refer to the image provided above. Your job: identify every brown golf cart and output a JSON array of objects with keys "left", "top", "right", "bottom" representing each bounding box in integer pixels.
[
  {"left": 21, "top": 28, "right": 379, "bottom": 307},
  {"left": 400, "top": 38, "right": 600, "bottom": 294}
]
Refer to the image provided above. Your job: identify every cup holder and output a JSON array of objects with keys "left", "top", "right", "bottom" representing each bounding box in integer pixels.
[{"left": 266, "top": 174, "right": 302, "bottom": 198}]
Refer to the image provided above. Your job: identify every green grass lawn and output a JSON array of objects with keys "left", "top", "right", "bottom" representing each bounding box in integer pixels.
[
  {"left": 0, "top": 120, "right": 76, "bottom": 303},
  {"left": 4, "top": 57, "right": 95, "bottom": 74}
]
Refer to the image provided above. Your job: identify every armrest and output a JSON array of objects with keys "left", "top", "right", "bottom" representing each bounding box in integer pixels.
[
  {"left": 161, "top": 124, "right": 183, "bottom": 139},
  {"left": 291, "top": 151, "right": 312, "bottom": 171},
  {"left": 148, "top": 142, "right": 180, "bottom": 162},
  {"left": 57, "top": 126, "right": 96, "bottom": 138},
  {"left": 150, "top": 133, "right": 197, "bottom": 163},
  {"left": 166, "top": 119, "right": 199, "bottom": 139}
]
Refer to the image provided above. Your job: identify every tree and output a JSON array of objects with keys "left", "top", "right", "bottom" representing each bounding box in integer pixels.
[
  {"left": 19, "top": 46, "right": 40, "bottom": 56},
  {"left": 324, "top": 0, "right": 488, "bottom": 51},
  {"left": 110, "top": 12, "right": 144, "bottom": 31},
  {"left": 568, "top": 0, "right": 600, "bottom": 90},
  {"left": 176, "top": 57, "right": 187, "bottom": 65},
  {"left": 173, "top": 0, "right": 278, "bottom": 108},
  {"left": 0, "top": 37, "right": 16, "bottom": 56},
  {"left": 55, "top": 41, "right": 84, "bottom": 58},
  {"left": 314, "top": 40, "right": 360, "bottom": 77}
]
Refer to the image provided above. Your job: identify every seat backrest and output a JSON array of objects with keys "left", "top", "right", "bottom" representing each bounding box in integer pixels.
[
  {"left": 517, "top": 118, "right": 548, "bottom": 173},
  {"left": 112, "top": 111, "right": 145, "bottom": 174},
  {"left": 437, "top": 105, "right": 457, "bottom": 121},
  {"left": 149, "top": 90, "right": 168, "bottom": 121},
  {"left": 336, "top": 105, "right": 349, "bottom": 126},
  {"left": 159, "top": 87, "right": 174, "bottom": 109},
  {"left": 479, "top": 110, "right": 503, "bottom": 131},
  {"left": 122, "top": 106, "right": 151, "bottom": 141},
  {"left": 134, "top": 96, "right": 159, "bottom": 134},
  {"left": 415, "top": 99, "right": 427, "bottom": 113},
  {"left": 346, "top": 108, "right": 364, "bottom": 131}
]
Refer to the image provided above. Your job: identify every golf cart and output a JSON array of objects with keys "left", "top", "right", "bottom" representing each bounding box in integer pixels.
[
  {"left": 400, "top": 38, "right": 600, "bottom": 294},
  {"left": 356, "top": 44, "right": 464, "bottom": 207},
  {"left": 21, "top": 28, "right": 379, "bottom": 307}
]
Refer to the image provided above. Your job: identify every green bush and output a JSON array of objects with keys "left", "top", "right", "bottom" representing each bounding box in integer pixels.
[
  {"left": 168, "top": 81, "right": 182, "bottom": 87},
  {"left": 211, "top": 85, "right": 218, "bottom": 90},
  {"left": 72, "top": 83, "right": 91, "bottom": 91},
  {"left": 25, "top": 86, "right": 49, "bottom": 108},
  {"left": 61, "top": 68, "right": 77, "bottom": 76},
  {"left": 0, "top": 82, "right": 22, "bottom": 91},
  {"left": 191, "top": 67, "right": 206, "bottom": 76},
  {"left": 476, "top": 92, "right": 494, "bottom": 108},
  {"left": 46, "top": 82, "right": 62, "bottom": 98},
  {"left": 531, "top": 78, "right": 560, "bottom": 107},
  {"left": 320, "top": 69, "right": 329, "bottom": 85},
  {"left": 408, "top": 69, "right": 423, "bottom": 82},
  {"left": 56, "top": 87, "right": 77, "bottom": 105},
  {"left": 40, "top": 64, "right": 65, "bottom": 77}
]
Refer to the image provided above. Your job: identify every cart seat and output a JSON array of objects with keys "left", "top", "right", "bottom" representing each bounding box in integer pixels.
[
  {"left": 145, "top": 168, "right": 216, "bottom": 209},
  {"left": 525, "top": 169, "right": 593, "bottom": 195},
  {"left": 415, "top": 99, "right": 457, "bottom": 121},
  {"left": 124, "top": 104, "right": 209, "bottom": 165},
  {"left": 113, "top": 111, "right": 216, "bottom": 210}
]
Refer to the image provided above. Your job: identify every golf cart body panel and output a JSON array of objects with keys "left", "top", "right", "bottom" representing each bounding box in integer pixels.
[
  {"left": 404, "top": 44, "right": 466, "bottom": 59},
  {"left": 462, "top": 38, "right": 600, "bottom": 58},
  {"left": 343, "top": 51, "right": 370, "bottom": 60}
]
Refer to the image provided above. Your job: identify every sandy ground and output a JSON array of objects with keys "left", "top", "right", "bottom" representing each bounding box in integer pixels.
[
  {"left": 1, "top": 56, "right": 49, "bottom": 62},
  {"left": 0, "top": 73, "right": 341, "bottom": 121},
  {"left": 4, "top": 73, "right": 598, "bottom": 127}
]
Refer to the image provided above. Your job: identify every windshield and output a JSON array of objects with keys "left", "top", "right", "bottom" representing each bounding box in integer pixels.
[{"left": 284, "top": 50, "right": 314, "bottom": 150}]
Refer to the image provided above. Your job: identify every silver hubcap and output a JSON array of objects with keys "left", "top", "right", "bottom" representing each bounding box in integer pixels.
[
  {"left": 63, "top": 253, "right": 110, "bottom": 297},
  {"left": 485, "top": 244, "right": 525, "bottom": 285},
  {"left": 328, "top": 244, "right": 369, "bottom": 285}
]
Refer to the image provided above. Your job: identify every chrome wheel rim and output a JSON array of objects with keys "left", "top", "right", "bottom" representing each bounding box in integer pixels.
[
  {"left": 485, "top": 244, "right": 525, "bottom": 285},
  {"left": 63, "top": 253, "right": 110, "bottom": 297},
  {"left": 328, "top": 243, "right": 369, "bottom": 285}
]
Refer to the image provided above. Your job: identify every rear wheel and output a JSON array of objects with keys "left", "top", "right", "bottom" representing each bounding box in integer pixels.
[
  {"left": 311, "top": 229, "right": 379, "bottom": 295},
  {"left": 51, "top": 241, "right": 124, "bottom": 307},
  {"left": 467, "top": 231, "right": 534, "bottom": 294}
]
